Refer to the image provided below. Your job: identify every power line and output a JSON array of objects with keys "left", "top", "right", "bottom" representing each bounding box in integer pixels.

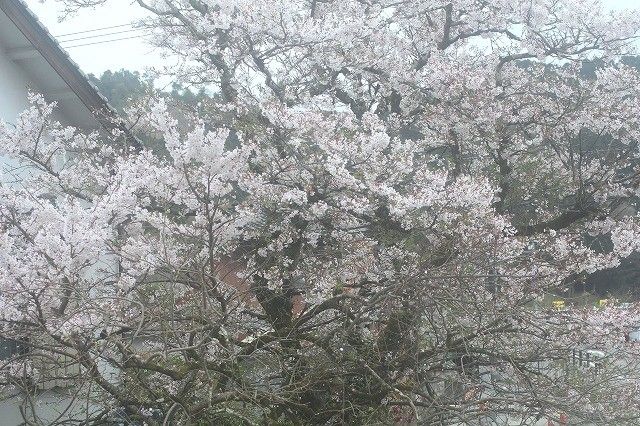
[
  {"left": 54, "top": 23, "right": 135, "bottom": 38},
  {"left": 62, "top": 34, "right": 150, "bottom": 49},
  {"left": 58, "top": 28, "right": 149, "bottom": 44}
]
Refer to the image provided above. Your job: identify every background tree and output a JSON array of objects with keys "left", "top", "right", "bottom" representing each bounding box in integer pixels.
[{"left": 88, "top": 69, "right": 152, "bottom": 113}]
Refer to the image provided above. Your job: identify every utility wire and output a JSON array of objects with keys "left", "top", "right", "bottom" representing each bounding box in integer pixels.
[
  {"left": 62, "top": 34, "right": 150, "bottom": 49},
  {"left": 55, "top": 23, "right": 136, "bottom": 38},
  {"left": 58, "top": 28, "right": 149, "bottom": 44}
]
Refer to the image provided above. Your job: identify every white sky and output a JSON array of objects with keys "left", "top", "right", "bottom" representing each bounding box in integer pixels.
[
  {"left": 24, "top": 0, "right": 640, "bottom": 76},
  {"left": 26, "top": 0, "right": 161, "bottom": 75}
]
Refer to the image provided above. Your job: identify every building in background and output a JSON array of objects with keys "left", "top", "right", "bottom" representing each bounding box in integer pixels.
[{"left": 0, "top": 0, "right": 127, "bottom": 129}]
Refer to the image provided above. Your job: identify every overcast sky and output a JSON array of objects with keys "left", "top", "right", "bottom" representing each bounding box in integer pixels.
[
  {"left": 24, "top": 0, "right": 640, "bottom": 77},
  {"left": 26, "top": 0, "right": 160, "bottom": 75}
]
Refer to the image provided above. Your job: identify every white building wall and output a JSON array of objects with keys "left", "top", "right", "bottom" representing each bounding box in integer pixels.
[{"left": 0, "top": 48, "right": 30, "bottom": 122}]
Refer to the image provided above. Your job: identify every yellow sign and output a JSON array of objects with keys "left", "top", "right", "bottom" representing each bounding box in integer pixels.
[{"left": 552, "top": 300, "right": 565, "bottom": 310}]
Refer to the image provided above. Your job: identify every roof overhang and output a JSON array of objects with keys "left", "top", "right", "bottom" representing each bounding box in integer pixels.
[{"left": 0, "top": 0, "right": 138, "bottom": 146}]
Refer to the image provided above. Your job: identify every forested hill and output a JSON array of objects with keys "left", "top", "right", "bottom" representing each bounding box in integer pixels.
[{"left": 88, "top": 69, "right": 210, "bottom": 113}]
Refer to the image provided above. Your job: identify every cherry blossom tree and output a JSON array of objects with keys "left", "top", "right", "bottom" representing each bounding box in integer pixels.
[{"left": 3, "top": 0, "right": 640, "bottom": 424}]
